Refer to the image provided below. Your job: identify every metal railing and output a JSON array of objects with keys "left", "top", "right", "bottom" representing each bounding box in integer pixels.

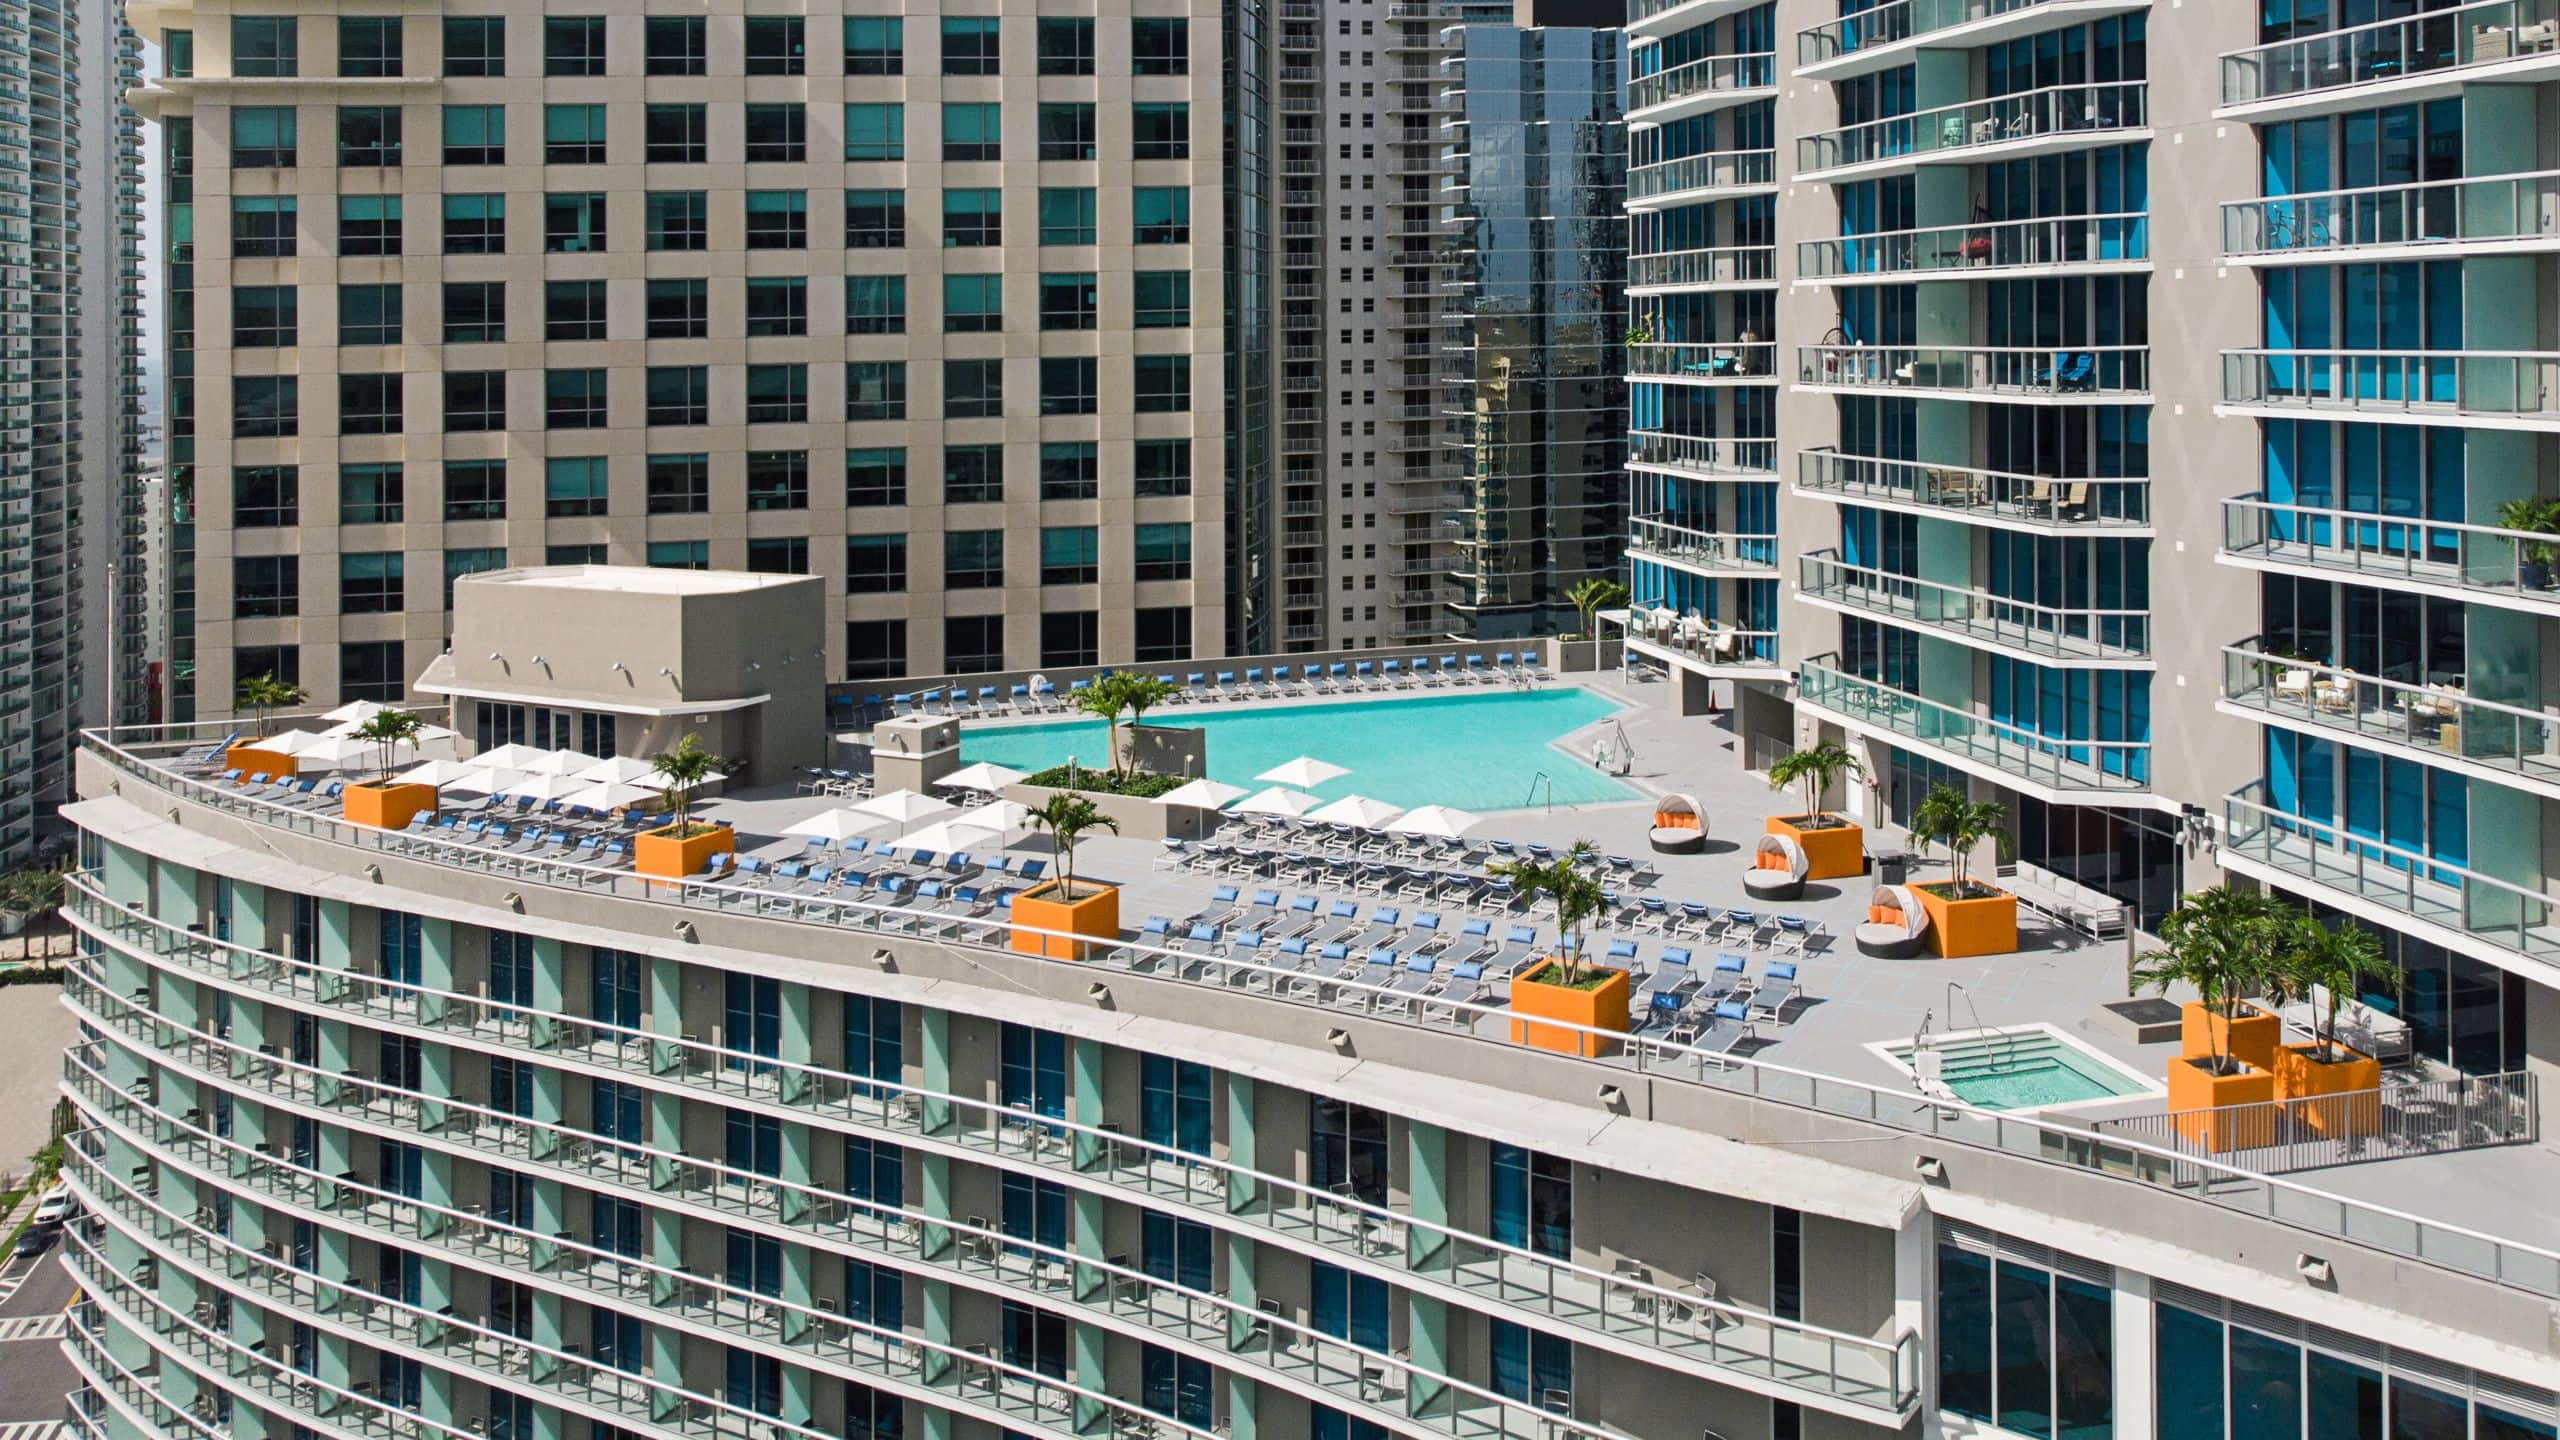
[
  {"left": 1796, "top": 657, "right": 2152, "bottom": 793},
  {"left": 1629, "top": 244, "right": 1777, "bottom": 289},
  {"left": 1796, "top": 0, "right": 2094, "bottom": 68},
  {"left": 2222, "top": 171, "right": 2560, "bottom": 258},
  {"left": 2220, "top": 0, "right": 2560, "bottom": 106},
  {"left": 1616, "top": 613, "right": 1782, "bottom": 669},
  {"left": 2220, "top": 639, "right": 2560, "bottom": 789},
  {"left": 1629, "top": 515, "right": 1779, "bottom": 573},
  {"left": 1798, "top": 449, "right": 2149, "bottom": 528},
  {"left": 1626, "top": 50, "right": 1776, "bottom": 113},
  {"left": 1799, "top": 212, "right": 2149, "bottom": 280},
  {"left": 1629, "top": 341, "right": 1776, "bottom": 380},
  {"left": 1796, "top": 81, "right": 2148, "bottom": 176},
  {"left": 2091, "top": 1071, "right": 2535, "bottom": 1175},
  {"left": 1628, "top": 430, "right": 1777, "bottom": 476},
  {"left": 1626, "top": 148, "right": 1775, "bottom": 203},
  {"left": 1797, "top": 343, "right": 2150, "bottom": 399},
  {"left": 1798, "top": 551, "right": 2151, "bottom": 660},
  {"left": 2220, "top": 349, "right": 2560, "bottom": 422},
  {"left": 2222, "top": 493, "right": 2560, "bottom": 603}
]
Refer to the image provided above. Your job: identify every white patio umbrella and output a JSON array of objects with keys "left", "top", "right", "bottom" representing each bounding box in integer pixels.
[
  {"left": 936, "top": 761, "right": 1027, "bottom": 794},
  {"left": 499, "top": 772, "right": 596, "bottom": 803},
  {"left": 284, "top": 733, "right": 380, "bottom": 772},
  {"left": 897, "top": 819, "right": 1003, "bottom": 856},
  {"left": 853, "top": 789, "right": 957, "bottom": 828},
  {"left": 321, "top": 699, "right": 390, "bottom": 724},
  {"left": 253, "top": 728, "right": 338, "bottom": 757},
  {"left": 520, "top": 748, "right": 605, "bottom": 776},
  {"left": 561, "top": 779, "right": 664, "bottom": 813},
  {"left": 570, "top": 756, "right": 667, "bottom": 787},
  {"left": 785, "top": 808, "right": 891, "bottom": 842},
  {"left": 1256, "top": 756, "right": 1349, "bottom": 789},
  {"left": 1387, "top": 804, "right": 1483, "bottom": 839},
  {"left": 1230, "top": 786, "right": 1322, "bottom": 818},
  {"left": 954, "top": 798, "right": 1032, "bottom": 837},
  {"left": 1305, "top": 794, "right": 1404, "bottom": 829},
  {"left": 473, "top": 743, "right": 557, "bottom": 771},
  {"left": 1152, "top": 778, "right": 1248, "bottom": 810},
  {"left": 395, "top": 759, "right": 510, "bottom": 791}
]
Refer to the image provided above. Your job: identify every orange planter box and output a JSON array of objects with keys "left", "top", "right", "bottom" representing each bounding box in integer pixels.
[
  {"left": 343, "top": 781, "right": 437, "bottom": 832},
  {"left": 1766, "top": 815, "right": 1863, "bottom": 880},
  {"left": 2271, "top": 1041, "right": 2381, "bottom": 1138},
  {"left": 2181, "top": 1001, "right": 2282, "bottom": 1072},
  {"left": 1508, "top": 963, "right": 1630, "bottom": 1058},
  {"left": 1010, "top": 880, "right": 1122, "bottom": 960},
  {"left": 227, "top": 743, "right": 299, "bottom": 779},
  {"left": 634, "top": 822, "right": 735, "bottom": 882},
  {"left": 2168, "top": 1057, "right": 2277, "bottom": 1153},
  {"left": 1909, "top": 882, "right": 2018, "bottom": 958}
]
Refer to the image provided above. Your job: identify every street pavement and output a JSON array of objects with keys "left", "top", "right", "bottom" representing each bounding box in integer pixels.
[{"left": 0, "top": 1239, "right": 75, "bottom": 1440}]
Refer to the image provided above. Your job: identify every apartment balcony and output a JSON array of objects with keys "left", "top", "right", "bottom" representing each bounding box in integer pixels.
[
  {"left": 1794, "top": 82, "right": 2149, "bottom": 183},
  {"left": 1626, "top": 0, "right": 1774, "bottom": 40},
  {"left": 1795, "top": 449, "right": 2150, "bottom": 532},
  {"left": 1795, "top": 0, "right": 2151, "bottom": 79},
  {"left": 1628, "top": 244, "right": 1777, "bottom": 292},
  {"left": 1615, "top": 608, "right": 1783, "bottom": 677},
  {"left": 1625, "top": 148, "right": 1777, "bottom": 209},
  {"left": 2218, "top": 0, "right": 2560, "bottom": 118},
  {"left": 1797, "top": 211, "right": 2149, "bottom": 285},
  {"left": 1795, "top": 344, "right": 2151, "bottom": 403},
  {"left": 1625, "top": 50, "right": 1777, "bottom": 123},
  {"left": 1628, "top": 429, "right": 1777, "bottom": 478},
  {"left": 2218, "top": 349, "right": 2560, "bottom": 431},
  {"left": 1796, "top": 656, "right": 2154, "bottom": 797},
  {"left": 2220, "top": 638, "right": 2560, "bottom": 800},
  {"left": 1629, "top": 341, "right": 1778, "bottom": 383},
  {"left": 1796, "top": 551, "right": 2152, "bottom": 664},
  {"left": 2220, "top": 493, "right": 2560, "bottom": 615},
  {"left": 2222, "top": 171, "right": 2560, "bottom": 263},
  {"left": 1628, "top": 515, "right": 1779, "bottom": 577}
]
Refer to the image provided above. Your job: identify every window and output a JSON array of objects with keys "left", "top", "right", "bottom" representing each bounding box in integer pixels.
[
  {"left": 746, "top": 451, "right": 809, "bottom": 511},
  {"left": 941, "top": 16, "right": 999, "bottom": 74},
  {"left": 234, "top": 556, "right": 300, "bottom": 618},
  {"left": 1143, "top": 1349, "right": 1211, "bottom": 1432},
  {"left": 1490, "top": 1321, "right": 1572, "bottom": 1410},
  {"left": 442, "top": 105, "right": 503, "bottom": 165},
  {"left": 946, "top": 530, "right": 1004, "bottom": 589},
  {"left": 645, "top": 366, "right": 711, "bottom": 426},
  {"left": 644, "top": 15, "right": 704, "bottom": 74},
  {"left": 845, "top": 621, "right": 908, "bottom": 682},
  {"left": 944, "top": 444, "right": 1004, "bottom": 504},
  {"left": 1135, "top": 523, "right": 1191, "bottom": 581},
  {"left": 1132, "top": 17, "right": 1188, "bottom": 75},
  {"left": 340, "top": 552, "right": 405, "bottom": 614},
  {"left": 444, "top": 460, "right": 506, "bottom": 521},
  {"left": 745, "top": 103, "right": 807, "bottom": 162},
  {"left": 165, "top": 29, "right": 194, "bottom": 78},
  {"left": 1311, "top": 1098, "right": 1387, "bottom": 1204},
  {"left": 233, "top": 195, "right": 298, "bottom": 256},
  {"left": 1135, "top": 438, "right": 1192, "bottom": 497},
  {"left": 334, "top": 15, "right": 402, "bottom": 77},
  {"left": 943, "top": 103, "right": 1000, "bottom": 162},
  {"left": 339, "top": 283, "right": 401, "bottom": 346},
  {"left": 843, "top": 104, "right": 904, "bottom": 161},
  {"left": 1133, "top": 103, "right": 1189, "bottom": 160},
  {"left": 843, "top": 17, "right": 902, "bottom": 74},
  {"left": 235, "top": 376, "right": 299, "bottom": 437},
  {"left": 233, "top": 286, "right": 296, "bottom": 348},
  {"left": 442, "top": 281, "right": 507, "bottom": 344},
  {"left": 1135, "top": 355, "right": 1192, "bottom": 413},
  {"left": 1135, "top": 271, "right": 1191, "bottom": 328},
  {"left": 547, "top": 544, "right": 606, "bottom": 565},
  {"left": 1039, "top": 188, "right": 1097, "bottom": 245},
  {"left": 945, "top": 190, "right": 1000, "bottom": 246},
  {"left": 1040, "top": 357, "right": 1098, "bottom": 416},
  {"left": 1140, "top": 1056, "right": 1212, "bottom": 1156},
  {"left": 339, "top": 195, "right": 401, "bottom": 255},
  {"left": 233, "top": 16, "right": 298, "bottom": 76},
  {"left": 232, "top": 107, "right": 297, "bottom": 168},
  {"left": 943, "top": 274, "right": 1002, "bottom": 333},
  {"left": 845, "top": 363, "right": 908, "bottom": 421},
  {"left": 1037, "top": 103, "right": 1093, "bottom": 161},
  {"left": 745, "top": 277, "right": 807, "bottom": 337},
  {"left": 947, "top": 615, "right": 1006, "bottom": 674},
  {"left": 544, "top": 104, "right": 606, "bottom": 164},
  {"left": 443, "top": 372, "right": 506, "bottom": 431},
  {"left": 1040, "top": 527, "right": 1098, "bottom": 585},
  {"left": 1941, "top": 1238, "right": 2112, "bottom": 1440},
  {"left": 744, "top": 190, "right": 806, "bottom": 250},
  {"left": 1490, "top": 1145, "right": 1571, "bottom": 1259},
  {"left": 233, "top": 466, "right": 298, "bottom": 527},
  {"left": 846, "top": 535, "right": 907, "bottom": 593},
  {"left": 649, "top": 540, "right": 709, "bottom": 571},
  {"left": 646, "top": 453, "right": 709, "bottom": 514},
  {"left": 337, "top": 106, "right": 400, "bottom": 166},
  {"left": 1135, "top": 606, "right": 1191, "bottom": 661},
  {"left": 645, "top": 278, "right": 708, "bottom": 339},
  {"left": 543, "top": 280, "right": 605, "bottom": 341},
  {"left": 1041, "top": 612, "right": 1098, "bottom": 667},
  {"left": 443, "top": 17, "right": 503, "bottom": 76},
  {"left": 747, "top": 537, "right": 808, "bottom": 575},
  {"left": 342, "top": 643, "right": 406, "bottom": 704},
  {"left": 1039, "top": 272, "right": 1097, "bottom": 331},
  {"left": 942, "top": 360, "right": 1003, "bottom": 420},
  {"left": 645, "top": 191, "right": 705, "bottom": 251},
  {"left": 746, "top": 365, "right": 809, "bottom": 423},
  {"left": 845, "top": 190, "right": 904, "bottom": 249},
  {"left": 1135, "top": 187, "right": 1190, "bottom": 244},
  {"left": 544, "top": 17, "right": 606, "bottom": 76},
  {"left": 1038, "top": 442, "right": 1097, "bottom": 500},
  {"left": 444, "top": 548, "right": 505, "bottom": 606},
  {"left": 644, "top": 104, "right": 706, "bottom": 163},
  {"left": 846, "top": 449, "right": 906, "bottom": 507},
  {"left": 545, "top": 369, "right": 608, "bottom": 429},
  {"left": 745, "top": 16, "right": 804, "bottom": 74},
  {"left": 845, "top": 275, "right": 906, "bottom": 335},
  {"left": 545, "top": 456, "right": 609, "bottom": 517},
  {"left": 1036, "top": 17, "right": 1092, "bottom": 74},
  {"left": 442, "top": 194, "right": 503, "bottom": 254}
]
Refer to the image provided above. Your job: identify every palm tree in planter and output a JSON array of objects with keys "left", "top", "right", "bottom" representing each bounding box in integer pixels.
[
  {"left": 1490, "top": 841, "right": 1629, "bottom": 1055},
  {"left": 2137, "top": 886, "right": 2290, "bottom": 1071},
  {"left": 1013, "top": 793, "right": 1123, "bottom": 959},
  {"left": 1068, "top": 676, "right": 1133, "bottom": 777},
  {"left": 2280, "top": 915, "right": 2393, "bottom": 1064},
  {"left": 235, "top": 673, "right": 306, "bottom": 739},
  {"left": 631, "top": 734, "right": 735, "bottom": 879},
  {"left": 1762, "top": 740, "right": 1868, "bottom": 881},
  {"left": 1564, "top": 577, "right": 1630, "bottom": 670},
  {"left": 1904, "top": 784, "right": 2018, "bottom": 958},
  {"left": 342, "top": 709, "right": 433, "bottom": 829}
]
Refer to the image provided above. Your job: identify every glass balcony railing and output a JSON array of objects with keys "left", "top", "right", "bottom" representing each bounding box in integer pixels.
[
  {"left": 2222, "top": 171, "right": 2560, "bottom": 258},
  {"left": 1626, "top": 148, "right": 1775, "bottom": 202},
  {"left": 1629, "top": 341, "right": 1777, "bottom": 379},
  {"left": 2220, "top": 0, "right": 2560, "bottom": 107},
  {"left": 2221, "top": 638, "right": 2560, "bottom": 790},
  {"left": 1796, "top": 0, "right": 2102, "bottom": 69},
  {"left": 1629, "top": 244, "right": 1777, "bottom": 288},
  {"left": 1796, "top": 343, "right": 2151, "bottom": 399},
  {"left": 1799, "top": 550, "right": 2152, "bottom": 659},
  {"left": 2220, "top": 349, "right": 2560, "bottom": 424},
  {"left": 1617, "top": 608, "right": 1781, "bottom": 668},
  {"left": 1797, "top": 448, "right": 2149, "bottom": 528},
  {"left": 1796, "top": 82, "right": 2147, "bottom": 176},
  {"left": 1626, "top": 50, "right": 1777, "bottom": 113},
  {"left": 1798, "top": 211, "right": 2148, "bottom": 280},
  {"left": 2221, "top": 493, "right": 2560, "bottom": 603},
  {"left": 1797, "top": 656, "right": 2152, "bottom": 792},
  {"left": 1628, "top": 514, "right": 1779, "bottom": 573},
  {"left": 1628, "top": 429, "right": 1777, "bottom": 476}
]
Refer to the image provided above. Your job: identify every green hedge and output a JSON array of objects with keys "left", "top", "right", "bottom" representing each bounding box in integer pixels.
[{"left": 1022, "top": 765, "right": 1189, "bottom": 799}]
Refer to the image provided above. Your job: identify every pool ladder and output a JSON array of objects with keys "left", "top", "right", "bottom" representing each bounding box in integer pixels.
[{"left": 1523, "top": 772, "right": 1554, "bottom": 811}]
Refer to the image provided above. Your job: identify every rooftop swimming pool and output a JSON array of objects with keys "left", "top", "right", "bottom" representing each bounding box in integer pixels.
[
  {"left": 961, "top": 688, "right": 1637, "bottom": 811},
  {"left": 1878, "top": 1027, "right": 2155, "bottom": 1112}
]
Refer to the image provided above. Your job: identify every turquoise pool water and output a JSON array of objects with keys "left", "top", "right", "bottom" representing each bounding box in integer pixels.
[
  {"left": 961, "top": 688, "right": 1636, "bottom": 811},
  {"left": 1892, "top": 1031, "right": 2151, "bottom": 1111}
]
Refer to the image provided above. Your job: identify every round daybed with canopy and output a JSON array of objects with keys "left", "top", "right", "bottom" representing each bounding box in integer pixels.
[
  {"left": 1649, "top": 793, "right": 1706, "bottom": 854},
  {"left": 1855, "top": 884, "right": 1932, "bottom": 959},
  {"left": 1741, "top": 832, "right": 1809, "bottom": 900}
]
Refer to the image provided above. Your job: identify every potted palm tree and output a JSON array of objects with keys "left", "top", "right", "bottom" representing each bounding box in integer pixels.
[
  {"left": 342, "top": 709, "right": 437, "bottom": 829},
  {"left": 2497, "top": 495, "right": 2560, "bottom": 590},
  {"left": 633, "top": 734, "right": 734, "bottom": 881},
  {"left": 1904, "top": 784, "right": 2018, "bottom": 957},
  {"left": 1011, "top": 792, "right": 1123, "bottom": 959},
  {"left": 1492, "top": 841, "right": 1630, "bottom": 1057},
  {"left": 2137, "top": 887, "right": 2288, "bottom": 1151},
  {"left": 1562, "top": 577, "right": 1630, "bottom": 672},
  {"left": 1763, "top": 740, "right": 1868, "bottom": 881},
  {"left": 1069, "top": 671, "right": 1185, "bottom": 780},
  {"left": 2269, "top": 913, "right": 2392, "bottom": 1135},
  {"left": 229, "top": 673, "right": 309, "bottom": 776}
]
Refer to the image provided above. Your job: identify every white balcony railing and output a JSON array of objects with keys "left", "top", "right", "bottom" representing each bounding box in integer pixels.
[
  {"left": 1796, "top": 0, "right": 2107, "bottom": 70},
  {"left": 1627, "top": 430, "right": 1777, "bottom": 476},
  {"left": 1798, "top": 551, "right": 2151, "bottom": 660},
  {"left": 1626, "top": 148, "right": 1776, "bottom": 203},
  {"left": 1630, "top": 341, "right": 1777, "bottom": 380},
  {"left": 2222, "top": 493, "right": 2560, "bottom": 604},
  {"left": 1797, "top": 343, "right": 2151, "bottom": 400},
  {"left": 2221, "top": 638, "right": 2560, "bottom": 792},
  {"left": 2222, "top": 171, "right": 2560, "bottom": 259},
  {"left": 1798, "top": 449, "right": 2148, "bottom": 528},
  {"left": 1797, "top": 656, "right": 2152, "bottom": 792},
  {"left": 2220, "top": 349, "right": 2560, "bottom": 425},
  {"left": 2219, "top": 0, "right": 2560, "bottom": 108},
  {"left": 1796, "top": 81, "right": 2147, "bottom": 177},
  {"left": 1629, "top": 244, "right": 1777, "bottom": 289},
  {"left": 1628, "top": 515, "right": 1779, "bottom": 573},
  {"left": 1627, "top": 50, "right": 1776, "bottom": 114},
  {"left": 1799, "top": 211, "right": 2148, "bottom": 281}
]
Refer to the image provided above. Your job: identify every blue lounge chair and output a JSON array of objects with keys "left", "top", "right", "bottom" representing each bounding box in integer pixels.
[
  {"left": 1750, "top": 961, "right": 1800, "bottom": 1022},
  {"left": 1711, "top": 952, "right": 1752, "bottom": 1000}
]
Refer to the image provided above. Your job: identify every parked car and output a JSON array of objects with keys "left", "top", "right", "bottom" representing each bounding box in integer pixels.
[
  {"left": 12, "top": 1225, "right": 54, "bottom": 1259},
  {"left": 29, "top": 1180, "right": 73, "bottom": 1227}
]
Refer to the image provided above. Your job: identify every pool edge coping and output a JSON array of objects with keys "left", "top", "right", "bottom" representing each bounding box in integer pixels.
[{"left": 1865, "top": 1022, "right": 2167, "bottom": 1117}]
